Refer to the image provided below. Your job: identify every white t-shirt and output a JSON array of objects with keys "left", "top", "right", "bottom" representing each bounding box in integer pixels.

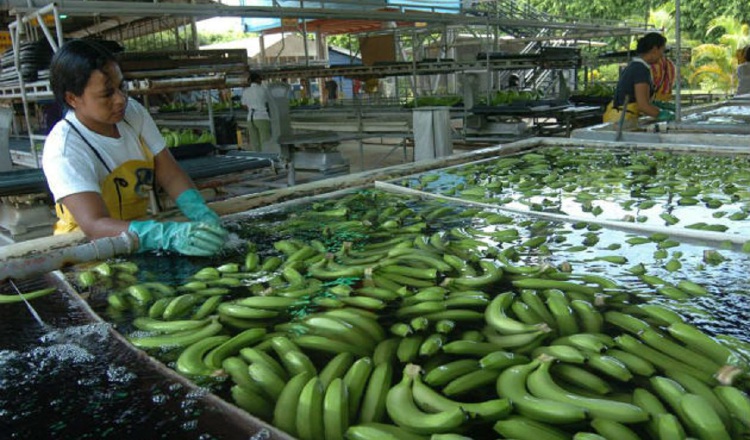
[
  {"left": 240, "top": 83, "right": 270, "bottom": 121},
  {"left": 42, "top": 98, "right": 166, "bottom": 203}
]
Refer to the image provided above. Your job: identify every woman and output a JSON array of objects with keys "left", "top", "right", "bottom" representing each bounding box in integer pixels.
[
  {"left": 736, "top": 45, "right": 750, "bottom": 96},
  {"left": 240, "top": 71, "right": 272, "bottom": 151},
  {"left": 603, "top": 32, "right": 675, "bottom": 125},
  {"left": 42, "top": 39, "right": 226, "bottom": 256}
]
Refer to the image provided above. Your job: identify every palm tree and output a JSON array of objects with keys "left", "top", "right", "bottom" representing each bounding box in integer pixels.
[{"left": 689, "top": 16, "right": 750, "bottom": 93}]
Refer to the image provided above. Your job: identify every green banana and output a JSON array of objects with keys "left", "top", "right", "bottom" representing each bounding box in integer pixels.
[
  {"left": 667, "top": 370, "right": 731, "bottom": 427},
  {"left": 324, "top": 308, "right": 386, "bottom": 343},
  {"left": 204, "top": 327, "right": 267, "bottom": 370},
  {"left": 445, "top": 260, "right": 503, "bottom": 288},
  {"left": 520, "top": 289, "right": 557, "bottom": 329},
  {"left": 222, "top": 356, "right": 265, "bottom": 395},
  {"left": 495, "top": 360, "right": 587, "bottom": 424},
  {"left": 385, "top": 365, "right": 466, "bottom": 434},
  {"left": 294, "top": 334, "right": 371, "bottom": 357},
  {"left": 615, "top": 334, "right": 715, "bottom": 384},
  {"left": 553, "top": 333, "right": 609, "bottom": 353},
  {"left": 343, "top": 357, "right": 374, "bottom": 424},
  {"left": 373, "top": 337, "right": 400, "bottom": 366},
  {"left": 570, "top": 299, "right": 603, "bottom": 334},
  {"left": 650, "top": 375, "right": 688, "bottom": 414},
  {"left": 344, "top": 422, "right": 427, "bottom": 440},
  {"left": 132, "top": 316, "right": 209, "bottom": 333},
  {"left": 162, "top": 293, "right": 201, "bottom": 320},
  {"left": 590, "top": 418, "right": 641, "bottom": 440},
  {"left": 296, "top": 377, "right": 325, "bottom": 440},
  {"left": 235, "top": 295, "right": 298, "bottom": 310},
  {"left": 358, "top": 362, "right": 393, "bottom": 423},
  {"left": 493, "top": 416, "right": 570, "bottom": 440},
  {"left": 319, "top": 352, "right": 355, "bottom": 389},
  {"left": 667, "top": 322, "right": 741, "bottom": 369},
  {"left": 586, "top": 353, "right": 633, "bottom": 382},
  {"left": 239, "top": 347, "right": 288, "bottom": 381},
  {"left": 424, "top": 359, "right": 480, "bottom": 387},
  {"left": 526, "top": 361, "right": 648, "bottom": 423},
  {"left": 532, "top": 345, "right": 586, "bottom": 364},
  {"left": 606, "top": 348, "right": 656, "bottom": 377},
  {"left": 273, "top": 372, "right": 311, "bottom": 437},
  {"left": 191, "top": 295, "right": 224, "bottom": 320},
  {"left": 396, "top": 335, "right": 424, "bottom": 364},
  {"left": 656, "top": 413, "right": 687, "bottom": 440},
  {"left": 323, "top": 378, "right": 349, "bottom": 440},
  {"left": 713, "top": 385, "right": 750, "bottom": 431},
  {"left": 418, "top": 333, "right": 446, "bottom": 357},
  {"left": 482, "top": 328, "right": 547, "bottom": 352},
  {"left": 511, "top": 300, "right": 545, "bottom": 325},
  {"left": 485, "top": 291, "right": 551, "bottom": 335},
  {"left": 633, "top": 387, "right": 669, "bottom": 436},
  {"left": 639, "top": 329, "right": 722, "bottom": 376},
  {"left": 551, "top": 364, "right": 612, "bottom": 396},
  {"left": 545, "top": 289, "right": 579, "bottom": 336},
  {"left": 127, "top": 317, "right": 223, "bottom": 349},
  {"left": 478, "top": 350, "right": 529, "bottom": 370},
  {"left": 280, "top": 349, "right": 318, "bottom": 377},
  {"left": 175, "top": 335, "right": 229, "bottom": 376},
  {"left": 217, "top": 303, "right": 280, "bottom": 319},
  {"left": 231, "top": 384, "right": 273, "bottom": 421},
  {"left": 412, "top": 372, "right": 511, "bottom": 421},
  {"left": 248, "top": 362, "right": 286, "bottom": 402},
  {"left": 443, "top": 340, "right": 509, "bottom": 357},
  {"left": 679, "top": 393, "right": 731, "bottom": 440},
  {"left": 442, "top": 368, "right": 500, "bottom": 397}
]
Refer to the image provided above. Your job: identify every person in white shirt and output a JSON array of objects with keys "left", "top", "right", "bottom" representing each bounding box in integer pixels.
[
  {"left": 240, "top": 72, "right": 272, "bottom": 151},
  {"left": 736, "top": 46, "right": 750, "bottom": 96},
  {"left": 42, "top": 39, "right": 226, "bottom": 256}
]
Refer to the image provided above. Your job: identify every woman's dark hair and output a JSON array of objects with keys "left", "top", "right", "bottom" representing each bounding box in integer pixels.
[
  {"left": 49, "top": 39, "right": 117, "bottom": 108},
  {"left": 249, "top": 71, "right": 263, "bottom": 84},
  {"left": 636, "top": 32, "right": 667, "bottom": 55}
]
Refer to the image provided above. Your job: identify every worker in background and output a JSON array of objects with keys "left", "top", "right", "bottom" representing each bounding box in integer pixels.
[
  {"left": 324, "top": 77, "right": 339, "bottom": 104},
  {"left": 240, "top": 71, "right": 272, "bottom": 151},
  {"left": 507, "top": 74, "right": 521, "bottom": 91},
  {"left": 651, "top": 56, "right": 676, "bottom": 102},
  {"left": 42, "top": 39, "right": 226, "bottom": 257},
  {"left": 603, "top": 32, "right": 675, "bottom": 126},
  {"left": 736, "top": 45, "right": 750, "bottom": 96}
]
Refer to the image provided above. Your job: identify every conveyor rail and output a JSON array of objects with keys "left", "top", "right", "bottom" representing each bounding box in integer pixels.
[{"left": 0, "top": 153, "right": 277, "bottom": 197}]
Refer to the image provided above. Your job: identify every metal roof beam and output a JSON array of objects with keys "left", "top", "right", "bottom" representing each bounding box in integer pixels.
[{"left": 10, "top": 1, "right": 652, "bottom": 34}]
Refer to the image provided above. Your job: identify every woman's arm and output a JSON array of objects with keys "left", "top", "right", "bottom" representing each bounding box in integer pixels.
[
  {"left": 58, "top": 192, "right": 131, "bottom": 239},
  {"left": 634, "top": 82, "right": 659, "bottom": 117},
  {"left": 153, "top": 147, "right": 194, "bottom": 200}
]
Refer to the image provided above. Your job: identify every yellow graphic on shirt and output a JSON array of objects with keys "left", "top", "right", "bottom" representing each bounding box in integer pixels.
[{"left": 54, "top": 138, "right": 154, "bottom": 234}]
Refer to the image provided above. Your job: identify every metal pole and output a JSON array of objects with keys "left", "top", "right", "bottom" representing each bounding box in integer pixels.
[{"left": 674, "top": 0, "right": 682, "bottom": 121}]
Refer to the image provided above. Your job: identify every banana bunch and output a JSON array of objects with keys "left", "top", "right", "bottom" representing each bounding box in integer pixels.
[{"left": 82, "top": 189, "right": 750, "bottom": 440}]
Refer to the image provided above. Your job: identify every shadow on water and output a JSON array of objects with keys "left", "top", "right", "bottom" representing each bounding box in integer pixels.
[{"left": 0, "top": 281, "right": 273, "bottom": 440}]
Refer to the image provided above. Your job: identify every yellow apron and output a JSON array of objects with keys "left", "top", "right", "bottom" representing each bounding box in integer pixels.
[
  {"left": 54, "top": 120, "right": 155, "bottom": 234},
  {"left": 602, "top": 101, "right": 640, "bottom": 124}
]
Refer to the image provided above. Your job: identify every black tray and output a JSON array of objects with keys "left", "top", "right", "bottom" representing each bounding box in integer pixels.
[{"left": 169, "top": 142, "right": 215, "bottom": 159}]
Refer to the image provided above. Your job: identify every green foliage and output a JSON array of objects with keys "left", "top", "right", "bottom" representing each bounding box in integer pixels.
[{"left": 327, "top": 34, "right": 359, "bottom": 53}]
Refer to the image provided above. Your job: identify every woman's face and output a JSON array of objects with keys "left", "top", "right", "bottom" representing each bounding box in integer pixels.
[
  {"left": 65, "top": 61, "right": 128, "bottom": 135},
  {"left": 644, "top": 45, "right": 666, "bottom": 64}
]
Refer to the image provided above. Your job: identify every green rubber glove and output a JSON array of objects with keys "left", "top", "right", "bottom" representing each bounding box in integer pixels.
[
  {"left": 656, "top": 109, "right": 675, "bottom": 121},
  {"left": 129, "top": 220, "right": 227, "bottom": 256},
  {"left": 653, "top": 100, "right": 676, "bottom": 112},
  {"left": 175, "top": 188, "right": 220, "bottom": 226}
]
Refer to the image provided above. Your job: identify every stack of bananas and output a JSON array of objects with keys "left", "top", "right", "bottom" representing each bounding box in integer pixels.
[{"left": 77, "top": 196, "right": 750, "bottom": 440}]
